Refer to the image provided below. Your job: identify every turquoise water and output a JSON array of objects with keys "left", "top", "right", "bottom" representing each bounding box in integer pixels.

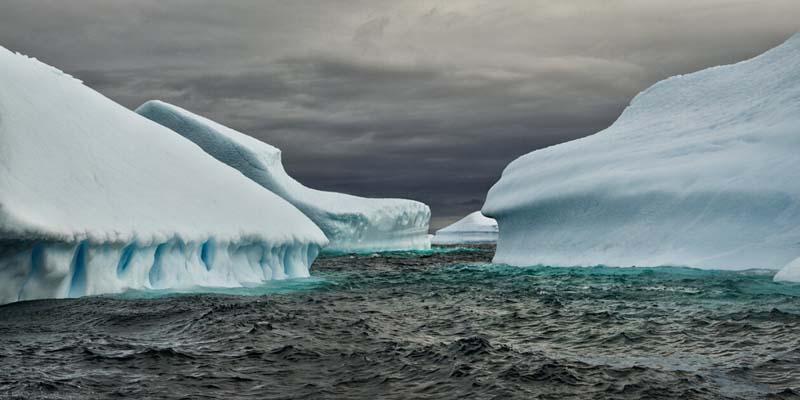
[
  {"left": 110, "top": 246, "right": 488, "bottom": 300},
  {"left": 115, "top": 247, "right": 800, "bottom": 312},
  {"left": 319, "top": 245, "right": 485, "bottom": 258}
]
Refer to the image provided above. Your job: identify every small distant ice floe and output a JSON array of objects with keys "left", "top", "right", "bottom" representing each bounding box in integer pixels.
[{"left": 431, "top": 211, "right": 498, "bottom": 245}]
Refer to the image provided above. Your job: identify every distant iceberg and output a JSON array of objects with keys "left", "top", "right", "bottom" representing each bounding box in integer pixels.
[
  {"left": 775, "top": 257, "right": 800, "bottom": 282},
  {"left": 482, "top": 34, "right": 800, "bottom": 281},
  {"left": 137, "top": 101, "right": 431, "bottom": 253},
  {"left": 0, "top": 46, "right": 327, "bottom": 304},
  {"left": 431, "top": 211, "right": 497, "bottom": 245}
]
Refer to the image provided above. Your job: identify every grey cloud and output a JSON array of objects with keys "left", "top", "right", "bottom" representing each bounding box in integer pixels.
[{"left": 1, "top": 0, "right": 799, "bottom": 229}]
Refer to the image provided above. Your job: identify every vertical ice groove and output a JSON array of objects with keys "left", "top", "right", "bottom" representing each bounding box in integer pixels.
[
  {"left": 67, "top": 241, "right": 88, "bottom": 298},
  {"left": 117, "top": 243, "right": 136, "bottom": 277},
  {"left": 200, "top": 239, "right": 215, "bottom": 271},
  {"left": 17, "top": 244, "right": 44, "bottom": 302},
  {"left": 148, "top": 242, "right": 168, "bottom": 289}
]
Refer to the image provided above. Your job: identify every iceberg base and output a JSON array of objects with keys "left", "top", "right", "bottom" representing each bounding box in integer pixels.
[
  {"left": 775, "top": 258, "right": 800, "bottom": 283},
  {"left": 0, "top": 238, "right": 321, "bottom": 304},
  {"left": 322, "top": 230, "right": 431, "bottom": 253}
]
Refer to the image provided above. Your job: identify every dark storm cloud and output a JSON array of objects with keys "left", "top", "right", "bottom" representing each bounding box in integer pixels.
[{"left": 1, "top": 1, "right": 799, "bottom": 229}]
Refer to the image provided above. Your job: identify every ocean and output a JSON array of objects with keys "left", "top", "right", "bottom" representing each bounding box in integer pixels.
[{"left": 1, "top": 246, "right": 799, "bottom": 399}]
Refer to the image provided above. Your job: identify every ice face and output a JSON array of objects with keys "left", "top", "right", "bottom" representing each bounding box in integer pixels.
[
  {"left": 431, "top": 211, "right": 498, "bottom": 245},
  {"left": 0, "top": 46, "right": 327, "bottom": 304},
  {"left": 0, "top": 240, "right": 320, "bottom": 303},
  {"left": 136, "top": 101, "right": 431, "bottom": 253},
  {"left": 482, "top": 34, "right": 800, "bottom": 280}
]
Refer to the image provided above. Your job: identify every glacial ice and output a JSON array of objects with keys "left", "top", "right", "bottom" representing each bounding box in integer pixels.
[
  {"left": 0, "top": 46, "right": 328, "bottom": 304},
  {"left": 431, "top": 211, "right": 498, "bottom": 245},
  {"left": 482, "top": 34, "right": 800, "bottom": 280},
  {"left": 136, "top": 101, "right": 431, "bottom": 253}
]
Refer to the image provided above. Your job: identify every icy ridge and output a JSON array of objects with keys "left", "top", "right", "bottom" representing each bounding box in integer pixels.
[
  {"left": 482, "top": 34, "right": 800, "bottom": 279},
  {"left": 136, "top": 100, "right": 431, "bottom": 252},
  {"left": 0, "top": 46, "right": 327, "bottom": 303}
]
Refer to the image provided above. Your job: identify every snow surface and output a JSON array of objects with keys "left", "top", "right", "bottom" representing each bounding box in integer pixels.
[
  {"left": 136, "top": 101, "right": 431, "bottom": 253},
  {"left": 431, "top": 211, "right": 498, "bottom": 245},
  {"left": 0, "top": 46, "right": 328, "bottom": 304},
  {"left": 482, "top": 34, "right": 800, "bottom": 280}
]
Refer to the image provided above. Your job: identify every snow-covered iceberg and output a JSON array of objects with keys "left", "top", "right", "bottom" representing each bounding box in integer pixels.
[
  {"left": 0, "top": 46, "right": 328, "bottom": 304},
  {"left": 136, "top": 101, "right": 431, "bottom": 253},
  {"left": 482, "top": 34, "right": 800, "bottom": 280},
  {"left": 431, "top": 211, "right": 498, "bottom": 245}
]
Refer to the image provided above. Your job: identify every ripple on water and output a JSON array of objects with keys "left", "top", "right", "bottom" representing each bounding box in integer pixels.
[{"left": 1, "top": 245, "right": 799, "bottom": 399}]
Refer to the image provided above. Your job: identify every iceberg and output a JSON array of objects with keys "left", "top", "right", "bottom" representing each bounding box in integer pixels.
[
  {"left": 482, "top": 34, "right": 800, "bottom": 280},
  {"left": 0, "top": 46, "right": 328, "bottom": 304},
  {"left": 775, "top": 257, "right": 800, "bottom": 282},
  {"left": 431, "top": 211, "right": 498, "bottom": 245},
  {"left": 136, "top": 101, "right": 431, "bottom": 253}
]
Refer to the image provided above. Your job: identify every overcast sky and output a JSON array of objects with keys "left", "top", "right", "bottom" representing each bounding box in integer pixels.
[{"left": 1, "top": 1, "right": 798, "bottom": 229}]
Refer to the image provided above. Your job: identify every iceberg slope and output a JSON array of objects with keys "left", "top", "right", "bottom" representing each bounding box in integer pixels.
[
  {"left": 431, "top": 211, "right": 498, "bottom": 245},
  {"left": 482, "top": 34, "right": 800, "bottom": 278},
  {"left": 136, "top": 101, "right": 431, "bottom": 252},
  {"left": 0, "top": 46, "right": 327, "bottom": 304}
]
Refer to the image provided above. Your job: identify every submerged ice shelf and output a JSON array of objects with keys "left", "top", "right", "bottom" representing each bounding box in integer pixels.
[
  {"left": 0, "top": 46, "right": 327, "bottom": 304},
  {"left": 431, "top": 211, "right": 498, "bottom": 245},
  {"left": 483, "top": 34, "right": 800, "bottom": 281},
  {"left": 136, "top": 100, "right": 431, "bottom": 253}
]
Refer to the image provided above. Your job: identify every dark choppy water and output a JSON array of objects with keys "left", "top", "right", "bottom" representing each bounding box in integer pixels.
[{"left": 2, "top": 246, "right": 800, "bottom": 399}]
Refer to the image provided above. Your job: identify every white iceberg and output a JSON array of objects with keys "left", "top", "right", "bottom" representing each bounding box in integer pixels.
[
  {"left": 0, "top": 46, "right": 328, "bottom": 304},
  {"left": 775, "top": 257, "right": 800, "bottom": 282},
  {"left": 136, "top": 100, "right": 431, "bottom": 253},
  {"left": 482, "top": 34, "right": 800, "bottom": 281},
  {"left": 431, "top": 211, "right": 498, "bottom": 245}
]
